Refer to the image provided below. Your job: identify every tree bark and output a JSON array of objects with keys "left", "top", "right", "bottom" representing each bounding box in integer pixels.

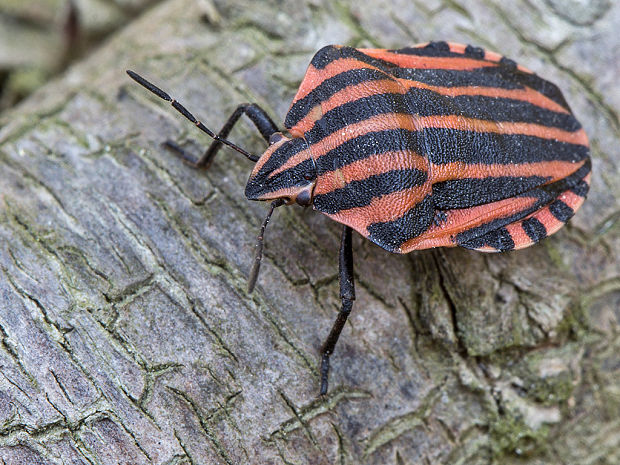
[{"left": 0, "top": 0, "right": 618, "bottom": 464}]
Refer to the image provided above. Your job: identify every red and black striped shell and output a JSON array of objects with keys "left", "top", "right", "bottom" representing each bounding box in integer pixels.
[{"left": 245, "top": 42, "right": 591, "bottom": 253}]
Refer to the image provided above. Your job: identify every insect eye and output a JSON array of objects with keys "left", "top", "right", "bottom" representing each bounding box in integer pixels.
[
  {"left": 269, "top": 133, "right": 284, "bottom": 145},
  {"left": 296, "top": 189, "right": 312, "bottom": 206}
]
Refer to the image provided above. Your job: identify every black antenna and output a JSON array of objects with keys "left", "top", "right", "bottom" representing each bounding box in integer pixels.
[
  {"left": 248, "top": 199, "right": 286, "bottom": 293},
  {"left": 126, "top": 70, "right": 258, "bottom": 162}
]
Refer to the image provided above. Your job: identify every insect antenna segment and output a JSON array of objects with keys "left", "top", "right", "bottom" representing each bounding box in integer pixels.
[
  {"left": 126, "top": 70, "right": 258, "bottom": 162},
  {"left": 248, "top": 199, "right": 286, "bottom": 293}
]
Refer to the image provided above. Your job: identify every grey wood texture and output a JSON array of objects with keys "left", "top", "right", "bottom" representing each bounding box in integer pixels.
[{"left": 0, "top": 0, "right": 618, "bottom": 463}]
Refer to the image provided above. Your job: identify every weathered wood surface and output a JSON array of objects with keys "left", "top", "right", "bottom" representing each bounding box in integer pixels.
[
  {"left": 0, "top": 0, "right": 618, "bottom": 463},
  {"left": 0, "top": 0, "right": 161, "bottom": 111}
]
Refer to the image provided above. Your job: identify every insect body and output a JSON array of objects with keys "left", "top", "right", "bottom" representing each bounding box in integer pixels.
[{"left": 127, "top": 41, "right": 591, "bottom": 395}]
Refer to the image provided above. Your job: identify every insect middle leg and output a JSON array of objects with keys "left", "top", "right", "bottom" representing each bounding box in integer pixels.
[
  {"left": 320, "top": 225, "right": 355, "bottom": 395},
  {"left": 165, "top": 103, "right": 278, "bottom": 169}
]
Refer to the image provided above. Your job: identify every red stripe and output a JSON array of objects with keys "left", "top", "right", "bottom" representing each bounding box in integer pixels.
[
  {"left": 313, "top": 150, "right": 428, "bottom": 196},
  {"left": 415, "top": 115, "right": 588, "bottom": 145},
  {"left": 291, "top": 59, "right": 386, "bottom": 106},
  {"left": 307, "top": 113, "right": 420, "bottom": 159},
  {"left": 361, "top": 49, "right": 501, "bottom": 71}
]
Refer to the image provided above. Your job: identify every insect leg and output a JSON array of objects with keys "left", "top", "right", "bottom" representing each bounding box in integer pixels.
[
  {"left": 193, "top": 103, "right": 278, "bottom": 169},
  {"left": 247, "top": 198, "right": 286, "bottom": 293},
  {"left": 319, "top": 225, "right": 355, "bottom": 395}
]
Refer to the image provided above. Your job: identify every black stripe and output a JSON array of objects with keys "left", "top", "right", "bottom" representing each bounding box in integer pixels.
[
  {"left": 539, "top": 158, "right": 591, "bottom": 197},
  {"left": 522, "top": 217, "right": 547, "bottom": 243},
  {"left": 268, "top": 158, "right": 315, "bottom": 190},
  {"left": 313, "top": 169, "right": 427, "bottom": 214},
  {"left": 305, "top": 93, "right": 410, "bottom": 144},
  {"left": 389, "top": 42, "right": 457, "bottom": 57},
  {"left": 314, "top": 129, "right": 422, "bottom": 174},
  {"left": 499, "top": 56, "right": 518, "bottom": 71},
  {"left": 465, "top": 45, "right": 485, "bottom": 59},
  {"left": 404, "top": 89, "right": 581, "bottom": 131},
  {"left": 302, "top": 89, "right": 580, "bottom": 147},
  {"left": 285, "top": 68, "right": 391, "bottom": 129},
  {"left": 394, "top": 61, "right": 569, "bottom": 112},
  {"left": 423, "top": 128, "right": 589, "bottom": 165},
  {"left": 366, "top": 195, "right": 435, "bottom": 252},
  {"left": 392, "top": 67, "right": 524, "bottom": 90},
  {"left": 461, "top": 227, "right": 515, "bottom": 251},
  {"left": 570, "top": 179, "right": 589, "bottom": 197},
  {"left": 310, "top": 46, "right": 342, "bottom": 69},
  {"left": 253, "top": 137, "right": 308, "bottom": 180},
  {"left": 313, "top": 127, "right": 588, "bottom": 179},
  {"left": 513, "top": 69, "right": 570, "bottom": 112},
  {"left": 432, "top": 175, "right": 550, "bottom": 210},
  {"left": 245, "top": 158, "right": 315, "bottom": 199},
  {"left": 305, "top": 93, "right": 408, "bottom": 144},
  {"left": 310, "top": 45, "right": 397, "bottom": 71},
  {"left": 549, "top": 200, "right": 574, "bottom": 223}
]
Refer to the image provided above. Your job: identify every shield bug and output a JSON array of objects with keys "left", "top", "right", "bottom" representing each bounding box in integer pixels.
[{"left": 127, "top": 41, "right": 591, "bottom": 395}]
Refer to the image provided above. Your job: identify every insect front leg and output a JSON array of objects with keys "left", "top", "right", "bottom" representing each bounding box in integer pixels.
[
  {"left": 319, "top": 225, "right": 355, "bottom": 395},
  {"left": 194, "top": 103, "right": 278, "bottom": 169},
  {"left": 165, "top": 103, "right": 278, "bottom": 169}
]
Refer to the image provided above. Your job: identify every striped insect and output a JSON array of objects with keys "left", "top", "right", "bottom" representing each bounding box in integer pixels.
[{"left": 127, "top": 41, "right": 591, "bottom": 395}]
